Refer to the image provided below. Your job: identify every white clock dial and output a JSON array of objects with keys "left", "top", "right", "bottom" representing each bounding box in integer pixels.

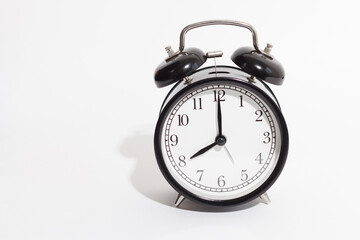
[{"left": 159, "top": 82, "right": 282, "bottom": 201}]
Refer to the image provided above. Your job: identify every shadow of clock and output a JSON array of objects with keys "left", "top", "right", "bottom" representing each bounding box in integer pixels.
[
  {"left": 120, "top": 133, "right": 175, "bottom": 207},
  {"left": 120, "top": 132, "right": 261, "bottom": 212}
]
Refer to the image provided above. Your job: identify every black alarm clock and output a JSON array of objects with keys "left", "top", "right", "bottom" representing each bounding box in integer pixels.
[{"left": 153, "top": 20, "right": 289, "bottom": 207}]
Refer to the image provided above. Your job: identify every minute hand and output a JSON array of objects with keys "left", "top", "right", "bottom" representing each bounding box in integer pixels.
[{"left": 217, "top": 100, "right": 223, "bottom": 136}]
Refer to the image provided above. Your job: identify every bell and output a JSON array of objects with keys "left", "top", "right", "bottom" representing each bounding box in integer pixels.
[
  {"left": 231, "top": 46, "right": 285, "bottom": 85},
  {"left": 154, "top": 48, "right": 206, "bottom": 88}
]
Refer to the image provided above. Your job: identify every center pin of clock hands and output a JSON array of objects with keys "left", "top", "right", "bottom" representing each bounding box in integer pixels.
[{"left": 190, "top": 99, "right": 234, "bottom": 163}]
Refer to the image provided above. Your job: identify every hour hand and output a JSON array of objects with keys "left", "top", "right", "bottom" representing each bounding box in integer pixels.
[
  {"left": 190, "top": 135, "right": 227, "bottom": 159},
  {"left": 190, "top": 141, "right": 217, "bottom": 159}
]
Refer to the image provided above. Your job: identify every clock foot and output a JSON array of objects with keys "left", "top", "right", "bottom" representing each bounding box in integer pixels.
[
  {"left": 174, "top": 194, "right": 185, "bottom": 208},
  {"left": 259, "top": 192, "right": 271, "bottom": 205}
]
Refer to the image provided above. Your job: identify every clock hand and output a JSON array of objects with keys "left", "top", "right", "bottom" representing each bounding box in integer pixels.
[
  {"left": 223, "top": 145, "right": 235, "bottom": 164},
  {"left": 217, "top": 100, "right": 223, "bottom": 136},
  {"left": 191, "top": 100, "right": 226, "bottom": 160},
  {"left": 190, "top": 141, "right": 217, "bottom": 159},
  {"left": 190, "top": 136, "right": 227, "bottom": 159}
]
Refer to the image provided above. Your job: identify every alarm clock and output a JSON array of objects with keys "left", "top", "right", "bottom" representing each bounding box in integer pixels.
[{"left": 153, "top": 20, "right": 289, "bottom": 207}]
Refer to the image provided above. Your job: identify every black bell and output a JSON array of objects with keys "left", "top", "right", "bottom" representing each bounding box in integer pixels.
[
  {"left": 231, "top": 47, "right": 285, "bottom": 85},
  {"left": 154, "top": 48, "right": 206, "bottom": 88}
]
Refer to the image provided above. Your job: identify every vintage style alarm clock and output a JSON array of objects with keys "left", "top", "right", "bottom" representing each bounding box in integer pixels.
[{"left": 153, "top": 20, "right": 289, "bottom": 207}]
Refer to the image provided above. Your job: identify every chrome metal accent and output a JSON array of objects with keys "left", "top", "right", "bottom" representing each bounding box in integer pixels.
[
  {"left": 206, "top": 50, "right": 223, "bottom": 58},
  {"left": 167, "top": 20, "right": 272, "bottom": 61},
  {"left": 165, "top": 46, "right": 175, "bottom": 57},
  {"left": 264, "top": 43, "right": 273, "bottom": 54},
  {"left": 213, "top": 57, "right": 218, "bottom": 77},
  {"left": 175, "top": 194, "right": 185, "bottom": 207},
  {"left": 183, "top": 76, "right": 192, "bottom": 85},
  {"left": 248, "top": 76, "right": 256, "bottom": 83},
  {"left": 259, "top": 192, "right": 271, "bottom": 204}
]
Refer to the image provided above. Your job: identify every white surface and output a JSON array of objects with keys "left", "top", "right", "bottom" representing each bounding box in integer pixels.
[
  {"left": 159, "top": 83, "right": 283, "bottom": 201},
  {"left": 0, "top": 0, "right": 359, "bottom": 239}
]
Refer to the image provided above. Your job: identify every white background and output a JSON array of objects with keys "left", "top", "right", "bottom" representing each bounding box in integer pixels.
[{"left": 1, "top": 0, "right": 359, "bottom": 239}]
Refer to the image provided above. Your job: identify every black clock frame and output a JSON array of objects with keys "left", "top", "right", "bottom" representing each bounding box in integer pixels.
[{"left": 154, "top": 67, "right": 289, "bottom": 207}]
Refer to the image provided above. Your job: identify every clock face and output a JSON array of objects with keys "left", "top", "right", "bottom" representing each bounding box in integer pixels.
[{"left": 155, "top": 79, "right": 287, "bottom": 205}]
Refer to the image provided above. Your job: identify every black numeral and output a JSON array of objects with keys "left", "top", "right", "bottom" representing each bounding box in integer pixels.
[
  {"left": 239, "top": 95, "right": 244, "bottom": 107},
  {"left": 178, "top": 155, "right": 186, "bottom": 167},
  {"left": 263, "top": 132, "right": 271, "bottom": 144},
  {"left": 241, "top": 169, "right": 248, "bottom": 181},
  {"left": 217, "top": 175, "right": 226, "bottom": 187},
  {"left": 255, "top": 110, "right": 263, "bottom": 122},
  {"left": 213, "top": 90, "right": 225, "bottom": 102},
  {"left": 170, "top": 134, "right": 178, "bottom": 146},
  {"left": 177, "top": 114, "right": 189, "bottom": 126},
  {"left": 196, "top": 170, "right": 204, "bottom": 181},
  {"left": 255, "top": 153, "right": 263, "bottom": 164},
  {"left": 193, "top": 98, "right": 203, "bottom": 110}
]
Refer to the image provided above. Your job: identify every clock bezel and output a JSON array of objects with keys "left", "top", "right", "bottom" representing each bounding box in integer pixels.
[{"left": 154, "top": 74, "right": 289, "bottom": 207}]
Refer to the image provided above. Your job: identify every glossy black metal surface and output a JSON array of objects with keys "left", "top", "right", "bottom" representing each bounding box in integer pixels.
[
  {"left": 231, "top": 47, "right": 285, "bottom": 85},
  {"left": 154, "top": 48, "right": 206, "bottom": 88}
]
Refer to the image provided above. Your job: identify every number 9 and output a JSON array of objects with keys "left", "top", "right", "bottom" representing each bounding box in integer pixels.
[{"left": 170, "top": 134, "right": 178, "bottom": 146}]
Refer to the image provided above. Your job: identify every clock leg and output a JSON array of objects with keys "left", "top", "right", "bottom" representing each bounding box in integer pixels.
[
  {"left": 175, "top": 194, "right": 185, "bottom": 208},
  {"left": 259, "top": 192, "right": 271, "bottom": 205}
]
